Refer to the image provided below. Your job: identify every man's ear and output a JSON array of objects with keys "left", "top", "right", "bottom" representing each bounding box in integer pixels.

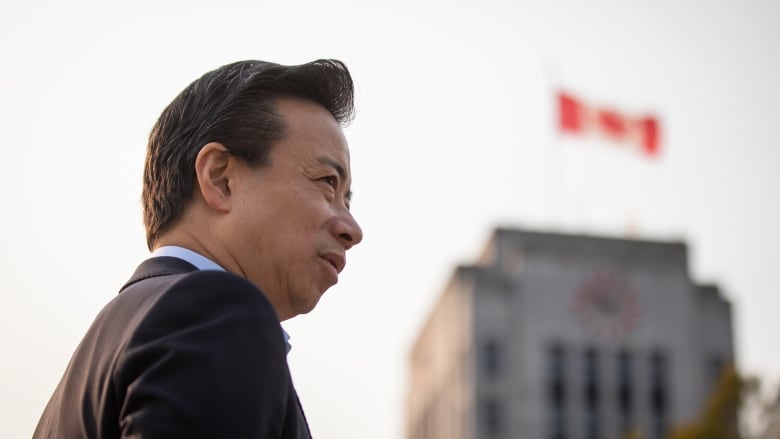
[{"left": 194, "top": 142, "right": 233, "bottom": 213}]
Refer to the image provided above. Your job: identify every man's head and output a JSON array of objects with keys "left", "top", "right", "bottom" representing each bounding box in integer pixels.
[
  {"left": 143, "top": 60, "right": 363, "bottom": 320},
  {"left": 143, "top": 60, "right": 355, "bottom": 246}
]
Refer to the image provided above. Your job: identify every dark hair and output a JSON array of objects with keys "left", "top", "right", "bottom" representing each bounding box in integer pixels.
[{"left": 142, "top": 59, "right": 355, "bottom": 249}]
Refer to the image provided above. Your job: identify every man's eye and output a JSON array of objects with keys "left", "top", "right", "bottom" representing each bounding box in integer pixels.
[{"left": 321, "top": 176, "right": 337, "bottom": 188}]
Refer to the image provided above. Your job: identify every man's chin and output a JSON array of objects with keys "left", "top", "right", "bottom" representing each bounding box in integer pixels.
[{"left": 291, "top": 292, "right": 325, "bottom": 317}]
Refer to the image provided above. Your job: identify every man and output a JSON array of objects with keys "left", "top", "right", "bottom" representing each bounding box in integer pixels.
[{"left": 34, "top": 59, "right": 363, "bottom": 438}]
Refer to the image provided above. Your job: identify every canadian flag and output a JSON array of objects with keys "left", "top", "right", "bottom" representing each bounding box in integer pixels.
[{"left": 558, "top": 91, "right": 661, "bottom": 157}]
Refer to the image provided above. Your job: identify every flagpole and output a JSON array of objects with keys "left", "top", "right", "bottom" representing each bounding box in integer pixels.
[{"left": 546, "top": 60, "right": 562, "bottom": 231}]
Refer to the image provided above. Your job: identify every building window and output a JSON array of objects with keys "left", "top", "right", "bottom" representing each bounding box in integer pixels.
[
  {"left": 482, "top": 337, "right": 502, "bottom": 379},
  {"left": 583, "top": 347, "right": 600, "bottom": 439},
  {"left": 480, "top": 397, "right": 504, "bottom": 438},
  {"left": 708, "top": 355, "right": 725, "bottom": 391},
  {"left": 616, "top": 349, "right": 634, "bottom": 435},
  {"left": 649, "top": 350, "right": 668, "bottom": 439},
  {"left": 546, "top": 343, "right": 567, "bottom": 439}
]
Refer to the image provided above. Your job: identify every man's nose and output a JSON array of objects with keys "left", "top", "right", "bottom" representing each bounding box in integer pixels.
[{"left": 334, "top": 210, "right": 363, "bottom": 250}]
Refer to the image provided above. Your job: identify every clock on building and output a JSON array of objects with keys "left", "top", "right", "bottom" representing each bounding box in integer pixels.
[{"left": 571, "top": 272, "right": 640, "bottom": 339}]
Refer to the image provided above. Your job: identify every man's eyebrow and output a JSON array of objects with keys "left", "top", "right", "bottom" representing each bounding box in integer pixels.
[{"left": 317, "top": 156, "right": 347, "bottom": 182}]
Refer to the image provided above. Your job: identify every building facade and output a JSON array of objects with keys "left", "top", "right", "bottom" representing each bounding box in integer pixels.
[{"left": 407, "top": 228, "right": 734, "bottom": 439}]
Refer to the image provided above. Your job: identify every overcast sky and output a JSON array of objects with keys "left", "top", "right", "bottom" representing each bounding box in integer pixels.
[{"left": 1, "top": 1, "right": 778, "bottom": 438}]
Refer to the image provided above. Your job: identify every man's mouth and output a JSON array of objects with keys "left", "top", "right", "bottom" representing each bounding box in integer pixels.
[{"left": 320, "top": 252, "right": 346, "bottom": 274}]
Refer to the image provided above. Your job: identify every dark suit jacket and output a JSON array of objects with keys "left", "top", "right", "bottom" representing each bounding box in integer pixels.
[{"left": 34, "top": 257, "right": 311, "bottom": 438}]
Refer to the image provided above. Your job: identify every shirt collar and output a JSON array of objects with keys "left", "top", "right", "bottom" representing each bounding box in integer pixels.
[
  {"left": 148, "top": 245, "right": 291, "bottom": 353},
  {"left": 150, "top": 246, "right": 226, "bottom": 271}
]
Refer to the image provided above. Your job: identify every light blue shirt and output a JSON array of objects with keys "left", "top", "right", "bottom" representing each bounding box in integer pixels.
[
  {"left": 149, "top": 245, "right": 291, "bottom": 352},
  {"left": 150, "top": 246, "right": 226, "bottom": 271}
]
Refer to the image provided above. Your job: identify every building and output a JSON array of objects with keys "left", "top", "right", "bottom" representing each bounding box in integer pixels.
[{"left": 407, "top": 228, "right": 734, "bottom": 439}]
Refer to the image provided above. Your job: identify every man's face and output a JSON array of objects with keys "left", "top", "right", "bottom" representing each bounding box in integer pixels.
[{"left": 226, "top": 98, "right": 363, "bottom": 320}]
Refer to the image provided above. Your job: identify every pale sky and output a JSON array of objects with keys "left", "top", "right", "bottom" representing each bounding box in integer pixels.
[{"left": 1, "top": 1, "right": 778, "bottom": 438}]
